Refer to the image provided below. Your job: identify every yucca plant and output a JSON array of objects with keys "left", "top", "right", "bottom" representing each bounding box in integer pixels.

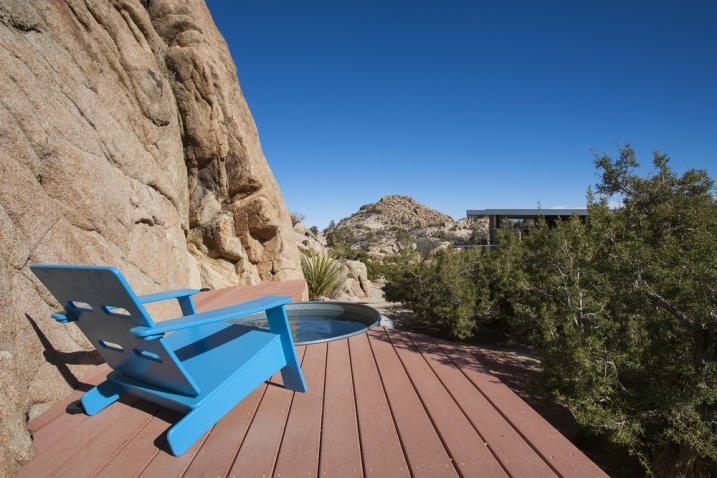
[{"left": 301, "top": 253, "right": 343, "bottom": 300}]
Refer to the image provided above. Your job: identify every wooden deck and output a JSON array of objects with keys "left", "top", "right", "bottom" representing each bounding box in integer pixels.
[{"left": 19, "top": 282, "right": 608, "bottom": 477}]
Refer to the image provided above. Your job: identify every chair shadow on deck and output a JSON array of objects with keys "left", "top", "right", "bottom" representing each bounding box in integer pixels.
[
  {"left": 25, "top": 313, "right": 103, "bottom": 392},
  {"left": 28, "top": 264, "right": 308, "bottom": 457}
]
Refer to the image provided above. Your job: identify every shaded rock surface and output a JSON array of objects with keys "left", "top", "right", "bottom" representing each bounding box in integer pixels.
[{"left": 0, "top": 1, "right": 300, "bottom": 474}]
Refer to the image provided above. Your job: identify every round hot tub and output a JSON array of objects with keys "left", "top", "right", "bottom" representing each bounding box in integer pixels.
[{"left": 236, "top": 301, "right": 382, "bottom": 345}]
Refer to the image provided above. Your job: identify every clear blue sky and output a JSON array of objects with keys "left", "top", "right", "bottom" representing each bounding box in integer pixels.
[{"left": 205, "top": 0, "right": 716, "bottom": 230}]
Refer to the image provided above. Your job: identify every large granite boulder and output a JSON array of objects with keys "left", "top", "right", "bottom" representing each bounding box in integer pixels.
[{"left": 0, "top": 0, "right": 301, "bottom": 474}]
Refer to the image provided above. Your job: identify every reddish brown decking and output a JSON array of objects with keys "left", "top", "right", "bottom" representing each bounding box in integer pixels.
[
  {"left": 19, "top": 282, "right": 608, "bottom": 478},
  {"left": 191, "top": 279, "right": 310, "bottom": 308}
]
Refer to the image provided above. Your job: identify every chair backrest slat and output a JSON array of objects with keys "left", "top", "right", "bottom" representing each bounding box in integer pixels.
[{"left": 31, "top": 265, "right": 200, "bottom": 396}]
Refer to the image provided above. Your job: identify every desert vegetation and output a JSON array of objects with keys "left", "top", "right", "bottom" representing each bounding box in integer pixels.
[
  {"left": 383, "top": 145, "right": 717, "bottom": 477},
  {"left": 300, "top": 253, "right": 343, "bottom": 300}
]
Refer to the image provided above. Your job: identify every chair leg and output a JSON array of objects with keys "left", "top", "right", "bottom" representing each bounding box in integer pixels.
[
  {"left": 266, "top": 306, "right": 308, "bottom": 393},
  {"left": 165, "top": 408, "right": 212, "bottom": 456},
  {"left": 280, "top": 361, "right": 307, "bottom": 392},
  {"left": 165, "top": 347, "right": 290, "bottom": 456},
  {"left": 80, "top": 380, "right": 124, "bottom": 415},
  {"left": 165, "top": 383, "right": 258, "bottom": 456}
]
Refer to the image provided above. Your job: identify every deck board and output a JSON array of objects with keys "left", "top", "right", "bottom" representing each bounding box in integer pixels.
[
  {"left": 434, "top": 337, "right": 604, "bottom": 477},
  {"left": 228, "top": 369, "right": 301, "bottom": 477},
  {"left": 407, "top": 331, "right": 556, "bottom": 476},
  {"left": 367, "top": 329, "right": 459, "bottom": 477},
  {"left": 20, "top": 394, "right": 140, "bottom": 477},
  {"left": 135, "top": 420, "right": 204, "bottom": 478},
  {"left": 19, "top": 281, "right": 609, "bottom": 478},
  {"left": 192, "top": 280, "right": 308, "bottom": 311},
  {"left": 349, "top": 332, "right": 410, "bottom": 478},
  {"left": 388, "top": 330, "right": 513, "bottom": 477},
  {"left": 95, "top": 407, "right": 177, "bottom": 477},
  {"left": 272, "top": 344, "right": 325, "bottom": 477},
  {"left": 319, "top": 339, "right": 363, "bottom": 477},
  {"left": 182, "top": 379, "right": 271, "bottom": 476},
  {"left": 54, "top": 400, "right": 162, "bottom": 477},
  {"left": 24, "top": 365, "right": 108, "bottom": 452}
]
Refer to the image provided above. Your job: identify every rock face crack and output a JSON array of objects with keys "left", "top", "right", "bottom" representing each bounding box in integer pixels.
[
  {"left": 148, "top": 0, "right": 301, "bottom": 286},
  {"left": 147, "top": 68, "right": 163, "bottom": 91},
  {"left": 1, "top": 1, "right": 303, "bottom": 474}
]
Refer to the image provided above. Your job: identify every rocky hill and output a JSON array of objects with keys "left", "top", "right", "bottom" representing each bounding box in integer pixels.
[
  {"left": 325, "top": 195, "right": 489, "bottom": 258},
  {"left": 291, "top": 195, "right": 488, "bottom": 304},
  {"left": 342, "top": 195, "right": 454, "bottom": 230}
]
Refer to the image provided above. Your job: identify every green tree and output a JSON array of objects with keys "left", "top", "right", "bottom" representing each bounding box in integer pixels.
[
  {"left": 379, "top": 144, "right": 717, "bottom": 476},
  {"left": 588, "top": 146, "right": 717, "bottom": 476},
  {"left": 514, "top": 145, "right": 717, "bottom": 476}
]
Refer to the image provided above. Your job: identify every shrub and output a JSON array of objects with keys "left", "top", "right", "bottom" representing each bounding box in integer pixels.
[
  {"left": 413, "top": 238, "right": 439, "bottom": 257},
  {"left": 364, "top": 259, "right": 385, "bottom": 280},
  {"left": 384, "top": 248, "right": 480, "bottom": 339},
  {"left": 290, "top": 210, "right": 305, "bottom": 225},
  {"left": 301, "top": 253, "right": 343, "bottom": 300},
  {"left": 325, "top": 225, "right": 354, "bottom": 248}
]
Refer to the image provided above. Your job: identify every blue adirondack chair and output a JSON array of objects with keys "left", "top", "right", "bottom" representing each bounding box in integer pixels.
[{"left": 30, "top": 264, "right": 307, "bottom": 456}]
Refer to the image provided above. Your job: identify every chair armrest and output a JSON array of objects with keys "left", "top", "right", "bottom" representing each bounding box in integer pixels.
[
  {"left": 137, "top": 288, "right": 200, "bottom": 316},
  {"left": 51, "top": 313, "right": 71, "bottom": 323},
  {"left": 130, "top": 295, "right": 292, "bottom": 340},
  {"left": 137, "top": 289, "right": 199, "bottom": 304}
]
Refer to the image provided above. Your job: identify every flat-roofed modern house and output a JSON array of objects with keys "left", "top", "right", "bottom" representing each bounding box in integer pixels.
[{"left": 467, "top": 209, "right": 589, "bottom": 245}]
